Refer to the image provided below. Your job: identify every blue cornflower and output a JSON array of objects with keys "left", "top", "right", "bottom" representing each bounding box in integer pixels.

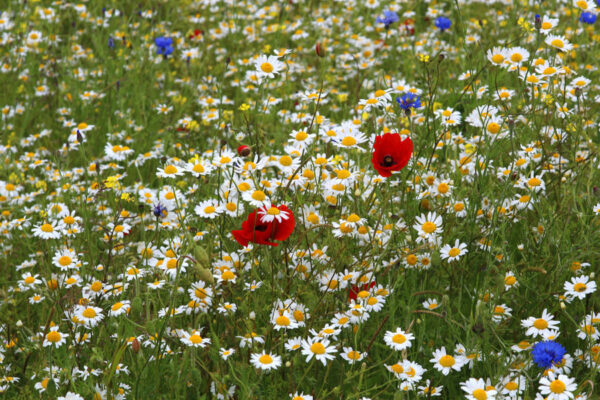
[
  {"left": 531, "top": 340, "right": 566, "bottom": 369},
  {"left": 155, "top": 37, "right": 174, "bottom": 56},
  {"left": 108, "top": 36, "right": 115, "bottom": 49},
  {"left": 580, "top": 12, "right": 597, "bottom": 24},
  {"left": 376, "top": 10, "right": 399, "bottom": 29},
  {"left": 396, "top": 93, "right": 422, "bottom": 114},
  {"left": 153, "top": 203, "right": 168, "bottom": 218},
  {"left": 434, "top": 16, "right": 452, "bottom": 32}
]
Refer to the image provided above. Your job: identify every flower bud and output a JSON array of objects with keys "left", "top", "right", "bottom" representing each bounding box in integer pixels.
[
  {"left": 315, "top": 41, "right": 326, "bottom": 58},
  {"left": 237, "top": 145, "right": 251, "bottom": 157},
  {"left": 131, "top": 338, "right": 140, "bottom": 353},
  {"left": 249, "top": 311, "right": 256, "bottom": 320}
]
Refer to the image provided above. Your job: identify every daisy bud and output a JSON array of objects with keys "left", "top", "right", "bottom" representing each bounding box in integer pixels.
[
  {"left": 354, "top": 189, "right": 361, "bottom": 196},
  {"left": 193, "top": 245, "right": 210, "bottom": 268},
  {"left": 131, "top": 338, "right": 140, "bottom": 353},
  {"left": 194, "top": 264, "right": 214, "bottom": 284},
  {"left": 315, "top": 41, "right": 326, "bottom": 58},
  {"left": 16, "top": 320, "right": 23, "bottom": 327},
  {"left": 249, "top": 311, "right": 256, "bottom": 320},
  {"left": 591, "top": 272, "right": 595, "bottom": 279},
  {"left": 416, "top": 318, "right": 421, "bottom": 324},
  {"left": 560, "top": 302, "right": 566, "bottom": 310},
  {"left": 285, "top": 361, "right": 291, "bottom": 367},
  {"left": 237, "top": 145, "right": 251, "bottom": 157}
]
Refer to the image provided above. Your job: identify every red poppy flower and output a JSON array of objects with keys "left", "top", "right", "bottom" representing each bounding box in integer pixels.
[
  {"left": 232, "top": 205, "right": 295, "bottom": 247},
  {"left": 371, "top": 133, "right": 413, "bottom": 177},
  {"left": 348, "top": 281, "right": 377, "bottom": 302}
]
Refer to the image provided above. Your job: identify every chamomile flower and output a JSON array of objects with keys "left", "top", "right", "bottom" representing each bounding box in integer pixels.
[
  {"left": 545, "top": 35, "right": 573, "bottom": 52},
  {"left": 522, "top": 309, "right": 560, "bottom": 337},
  {"left": 413, "top": 212, "right": 443, "bottom": 243},
  {"left": 439, "top": 240, "right": 468, "bottom": 262},
  {"left": 340, "top": 347, "right": 365, "bottom": 364},
  {"left": 219, "top": 348, "right": 235, "bottom": 360},
  {"left": 430, "top": 347, "right": 465, "bottom": 375},
  {"left": 461, "top": 378, "right": 497, "bottom": 400},
  {"left": 180, "top": 330, "right": 211, "bottom": 348},
  {"left": 301, "top": 337, "right": 337, "bottom": 365},
  {"left": 250, "top": 352, "right": 282, "bottom": 371},
  {"left": 254, "top": 55, "right": 284, "bottom": 79},
  {"left": 43, "top": 326, "right": 67, "bottom": 348},
  {"left": 33, "top": 221, "right": 62, "bottom": 239},
  {"left": 383, "top": 328, "right": 414, "bottom": 351},
  {"left": 75, "top": 305, "right": 104, "bottom": 328},
  {"left": 156, "top": 163, "right": 185, "bottom": 178},
  {"left": 538, "top": 372, "right": 576, "bottom": 400},
  {"left": 564, "top": 275, "right": 596, "bottom": 301},
  {"left": 194, "top": 200, "right": 223, "bottom": 219}
]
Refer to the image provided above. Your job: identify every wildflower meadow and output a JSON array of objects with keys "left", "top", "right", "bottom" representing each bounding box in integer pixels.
[{"left": 1, "top": 0, "right": 600, "bottom": 398}]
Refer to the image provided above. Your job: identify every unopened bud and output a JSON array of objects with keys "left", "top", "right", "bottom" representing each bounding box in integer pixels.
[
  {"left": 249, "top": 311, "right": 256, "bottom": 320},
  {"left": 285, "top": 361, "right": 291, "bottom": 367},
  {"left": 237, "top": 145, "right": 251, "bottom": 157},
  {"left": 535, "top": 14, "right": 541, "bottom": 30},
  {"left": 315, "top": 41, "right": 326, "bottom": 58},
  {"left": 560, "top": 302, "right": 566, "bottom": 310},
  {"left": 131, "top": 338, "right": 140, "bottom": 353},
  {"left": 16, "top": 320, "right": 23, "bottom": 327}
]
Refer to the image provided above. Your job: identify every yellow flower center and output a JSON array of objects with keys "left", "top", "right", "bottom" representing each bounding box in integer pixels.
[
  {"left": 392, "top": 334, "right": 406, "bottom": 344},
  {"left": 46, "top": 331, "right": 61, "bottom": 343},
  {"left": 533, "top": 318, "right": 548, "bottom": 330},
  {"left": 439, "top": 355, "right": 455, "bottom": 367},
  {"left": 259, "top": 354, "right": 273, "bottom": 364},
  {"left": 90, "top": 281, "right": 102, "bottom": 292},
  {"left": 528, "top": 177, "right": 541, "bottom": 187},
  {"left": 491, "top": 54, "right": 504, "bottom": 64},
  {"left": 24, "top": 276, "right": 35, "bottom": 284},
  {"left": 577, "top": 0, "right": 588, "bottom": 9},
  {"left": 448, "top": 248, "right": 460, "bottom": 257},
  {"left": 422, "top": 221, "right": 437, "bottom": 234},
  {"left": 58, "top": 256, "right": 72, "bottom": 266},
  {"left": 505, "top": 381, "right": 518, "bottom": 391},
  {"left": 310, "top": 342, "right": 326, "bottom": 354},
  {"left": 112, "top": 302, "right": 123, "bottom": 311},
  {"left": 82, "top": 308, "right": 97, "bottom": 319},
  {"left": 164, "top": 165, "right": 178, "bottom": 174},
  {"left": 374, "top": 89, "right": 386, "bottom": 97},
  {"left": 549, "top": 379, "right": 566, "bottom": 394},
  {"left": 189, "top": 334, "right": 203, "bottom": 344},
  {"left": 267, "top": 207, "right": 280, "bottom": 215},
  {"left": 542, "top": 22, "right": 552, "bottom": 29},
  {"left": 511, "top": 53, "right": 523, "bottom": 62},
  {"left": 551, "top": 39, "right": 564, "bottom": 48},
  {"left": 347, "top": 351, "right": 361, "bottom": 360},
  {"left": 437, "top": 182, "right": 449, "bottom": 193},
  {"left": 341, "top": 136, "right": 357, "bottom": 146},
  {"left": 41, "top": 223, "right": 54, "bottom": 233},
  {"left": 276, "top": 315, "right": 290, "bottom": 326},
  {"left": 280, "top": 155, "right": 293, "bottom": 166},
  {"left": 573, "top": 283, "right": 587, "bottom": 292},
  {"left": 260, "top": 62, "right": 274, "bottom": 73},
  {"left": 472, "top": 389, "right": 487, "bottom": 400},
  {"left": 204, "top": 206, "right": 216, "bottom": 214},
  {"left": 347, "top": 213, "right": 360, "bottom": 223},
  {"left": 221, "top": 270, "right": 235, "bottom": 280},
  {"left": 487, "top": 122, "right": 501, "bottom": 134},
  {"left": 251, "top": 191, "right": 266, "bottom": 201}
]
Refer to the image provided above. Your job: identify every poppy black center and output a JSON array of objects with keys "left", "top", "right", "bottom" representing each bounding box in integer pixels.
[
  {"left": 381, "top": 155, "right": 395, "bottom": 167},
  {"left": 254, "top": 224, "right": 268, "bottom": 232}
]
